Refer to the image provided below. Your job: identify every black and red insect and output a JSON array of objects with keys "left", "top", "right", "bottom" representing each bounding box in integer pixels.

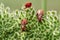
[
  {"left": 25, "top": 2, "right": 32, "bottom": 8},
  {"left": 21, "top": 19, "right": 28, "bottom": 31},
  {"left": 36, "top": 10, "right": 44, "bottom": 22},
  {"left": 21, "top": 25, "right": 26, "bottom": 31}
]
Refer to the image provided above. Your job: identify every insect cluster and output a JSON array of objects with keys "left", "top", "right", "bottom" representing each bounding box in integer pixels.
[
  {"left": 21, "top": 2, "right": 44, "bottom": 31},
  {"left": 0, "top": 2, "right": 60, "bottom": 40}
]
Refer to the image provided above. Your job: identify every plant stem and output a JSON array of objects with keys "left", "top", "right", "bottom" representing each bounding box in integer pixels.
[{"left": 41, "top": 0, "right": 47, "bottom": 13}]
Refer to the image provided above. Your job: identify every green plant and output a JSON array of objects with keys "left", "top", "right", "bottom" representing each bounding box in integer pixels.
[{"left": 0, "top": 3, "right": 60, "bottom": 40}]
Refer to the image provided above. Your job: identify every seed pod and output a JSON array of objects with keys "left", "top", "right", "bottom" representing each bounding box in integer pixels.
[
  {"left": 25, "top": 2, "right": 32, "bottom": 8},
  {"left": 21, "top": 19, "right": 28, "bottom": 25}
]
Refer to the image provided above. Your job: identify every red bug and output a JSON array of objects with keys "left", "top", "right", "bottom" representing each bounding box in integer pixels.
[
  {"left": 21, "top": 19, "right": 28, "bottom": 31},
  {"left": 36, "top": 10, "right": 44, "bottom": 22},
  {"left": 21, "top": 25, "right": 26, "bottom": 31},
  {"left": 37, "top": 15, "right": 42, "bottom": 22},
  {"left": 25, "top": 2, "right": 32, "bottom": 8},
  {"left": 21, "top": 19, "right": 28, "bottom": 25},
  {"left": 36, "top": 9, "right": 44, "bottom": 16}
]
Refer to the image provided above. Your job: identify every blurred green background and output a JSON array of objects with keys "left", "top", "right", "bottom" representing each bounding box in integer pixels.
[
  {"left": 0, "top": 0, "right": 60, "bottom": 11},
  {"left": 0, "top": 0, "right": 60, "bottom": 16}
]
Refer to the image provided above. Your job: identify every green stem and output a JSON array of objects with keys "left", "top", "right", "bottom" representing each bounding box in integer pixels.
[{"left": 41, "top": 0, "right": 47, "bottom": 13}]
